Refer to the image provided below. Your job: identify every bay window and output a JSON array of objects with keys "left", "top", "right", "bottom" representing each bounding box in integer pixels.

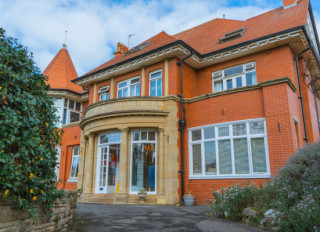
[
  {"left": 189, "top": 119, "right": 269, "bottom": 178},
  {"left": 212, "top": 62, "right": 257, "bottom": 92},
  {"left": 118, "top": 77, "right": 140, "bottom": 98},
  {"left": 131, "top": 130, "right": 156, "bottom": 193}
]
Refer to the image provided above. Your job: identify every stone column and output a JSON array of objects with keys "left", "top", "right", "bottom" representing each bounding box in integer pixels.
[
  {"left": 93, "top": 83, "right": 97, "bottom": 103},
  {"left": 83, "top": 133, "right": 95, "bottom": 194},
  {"left": 114, "top": 128, "right": 129, "bottom": 202},
  {"left": 77, "top": 132, "right": 87, "bottom": 191},
  {"left": 157, "top": 128, "right": 166, "bottom": 204},
  {"left": 141, "top": 67, "right": 146, "bottom": 96},
  {"left": 164, "top": 59, "right": 169, "bottom": 96},
  {"left": 110, "top": 77, "right": 115, "bottom": 99}
]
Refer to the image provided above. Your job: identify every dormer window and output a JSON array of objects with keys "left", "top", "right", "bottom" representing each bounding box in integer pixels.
[
  {"left": 219, "top": 27, "right": 246, "bottom": 44},
  {"left": 212, "top": 62, "right": 257, "bottom": 92},
  {"left": 99, "top": 86, "right": 109, "bottom": 101}
]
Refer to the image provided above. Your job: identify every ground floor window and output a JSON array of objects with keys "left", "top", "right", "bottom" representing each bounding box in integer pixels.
[
  {"left": 131, "top": 130, "right": 156, "bottom": 193},
  {"left": 69, "top": 146, "right": 80, "bottom": 181},
  {"left": 95, "top": 132, "right": 121, "bottom": 194},
  {"left": 189, "top": 118, "right": 269, "bottom": 178}
]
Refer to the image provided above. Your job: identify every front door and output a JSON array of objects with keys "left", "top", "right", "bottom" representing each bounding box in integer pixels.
[{"left": 96, "top": 145, "right": 120, "bottom": 194}]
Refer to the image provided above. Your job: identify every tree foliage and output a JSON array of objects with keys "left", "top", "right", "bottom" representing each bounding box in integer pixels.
[{"left": 0, "top": 28, "right": 63, "bottom": 218}]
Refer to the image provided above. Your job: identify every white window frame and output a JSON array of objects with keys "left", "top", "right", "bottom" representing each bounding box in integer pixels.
[
  {"left": 55, "top": 146, "right": 61, "bottom": 181},
  {"left": 62, "top": 98, "right": 82, "bottom": 125},
  {"left": 69, "top": 146, "right": 80, "bottom": 182},
  {"left": 95, "top": 131, "right": 122, "bottom": 194},
  {"left": 188, "top": 118, "right": 270, "bottom": 179},
  {"left": 130, "top": 130, "right": 157, "bottom": 195},
  {"left": 212, "top": 62, "right": 257, "bottom": 92},
  {"left": 117, "top": 76, "right": 140, "bottom": 98},
  {"left": 149, "top": 69, "right": 162, "bottom": 97},
  {"left": 99, "top": 86, "right": 109, "bottom": 101}
]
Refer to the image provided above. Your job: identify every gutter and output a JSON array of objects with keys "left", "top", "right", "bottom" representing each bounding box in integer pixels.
[
  {"left": 177, "top": 52, "right": 193, "bottom": 204},
  {"left": 295, "top": 47, "right": 311, "bottom": 144}
]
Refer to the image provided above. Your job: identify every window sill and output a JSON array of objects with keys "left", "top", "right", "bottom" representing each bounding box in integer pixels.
[
  {"left": 189, "top": 174, "right": 271, "bottom": 180},
  {"left": 67, "top": 178, "right": 78, "bottom": 183}
]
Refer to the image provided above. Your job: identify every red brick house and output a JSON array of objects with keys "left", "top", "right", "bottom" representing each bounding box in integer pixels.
[{"left": 47, "top": 0, "right": 320, "bottom": 204}]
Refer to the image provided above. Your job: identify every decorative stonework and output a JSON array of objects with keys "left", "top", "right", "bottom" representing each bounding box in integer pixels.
[
  {"left": 47, "top": 89, "right": 89, "bottom": 102},
  {"left": 0, "top": 191, "right": 77, "bottom": 232}
]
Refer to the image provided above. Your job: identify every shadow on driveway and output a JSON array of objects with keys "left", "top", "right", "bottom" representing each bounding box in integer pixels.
[{"left": 74, "top": 203, "right": 264, "bottom": 232}]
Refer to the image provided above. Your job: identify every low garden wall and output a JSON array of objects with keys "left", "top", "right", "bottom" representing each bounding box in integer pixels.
[{"left": 0, "top": 190, "right": 77, "bottom": 232}]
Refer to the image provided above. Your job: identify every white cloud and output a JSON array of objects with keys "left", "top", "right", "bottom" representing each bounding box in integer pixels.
[{"left": 0, "top": 0, "right": 318, "bottom": 76}]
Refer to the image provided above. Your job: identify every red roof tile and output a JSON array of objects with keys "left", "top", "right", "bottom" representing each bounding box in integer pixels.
[
  {"left": 82, "top": 0, "right": 309, "bottom": 78},
  {"left": 43, "top": 48, "right": 83, "bottom": 93}
]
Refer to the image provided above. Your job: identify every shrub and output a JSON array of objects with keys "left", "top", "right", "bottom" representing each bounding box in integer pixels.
[
  {"left": 211, "top": 142, "right": 320, "bottom": 231},
  {"left": 0, "top": 28, "right": 63, "bottom": 219}
]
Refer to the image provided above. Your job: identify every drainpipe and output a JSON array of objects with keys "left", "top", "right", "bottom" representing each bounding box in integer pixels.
[
  {"left": 295, "top": 47, "right": 311, "bottom": 144},
  {"left": 312, "top": 86, "right": 320, "bottom": 136},
  {"left": 177, "top": 52, "right": 193, "bottom": 204}
]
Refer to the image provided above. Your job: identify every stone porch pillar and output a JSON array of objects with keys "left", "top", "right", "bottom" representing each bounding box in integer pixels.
[
  {"left": 83, "top": 133, "right": 95, "bottom": 194},
  {"left": 115, "top": 128, "right": 129, "bottom": 202},
  {"left": 157, "top": 128, "right": 166, "bottom": 204}
]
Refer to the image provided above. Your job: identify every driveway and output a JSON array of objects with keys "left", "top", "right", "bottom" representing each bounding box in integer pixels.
[{"left": 74, "top": 203, "right": 264, "bottom": 232}]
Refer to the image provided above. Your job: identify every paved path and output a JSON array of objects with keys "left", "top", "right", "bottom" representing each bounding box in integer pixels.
[{"left": 75, "top": 203, "right": 264, "bottom": 232}]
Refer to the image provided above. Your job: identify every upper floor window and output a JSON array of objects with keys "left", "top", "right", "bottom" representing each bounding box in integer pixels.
[
  {"left": 63, "top": 99, "right": 81, "bottom": 124},
  {"left": 150, "top": 70, "right": 162, "bottom": 97},
  {"left": 189, "top": 119, "right": 269, "bottom": 179},
  {"left": 212, "top": 62, "right": 257, "bottom": 92},
  {"left": 53, "top": 98, "right": 63, "bottom": 127},
  {"left": 118, "top": 77, "right": 140, "bottom": 98},
  {"left": 99, "top": 86, "right": 109, "bottom": 101}
]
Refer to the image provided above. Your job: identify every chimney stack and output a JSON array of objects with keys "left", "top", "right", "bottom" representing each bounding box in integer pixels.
[
  {"left": 114, "top": 42, "right": 128, "bottom": 58},
  {"left": 283, "top": 0, "right": 297, "bottom": 9}
]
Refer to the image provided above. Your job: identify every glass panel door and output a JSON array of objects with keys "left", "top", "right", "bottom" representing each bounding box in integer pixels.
[
  {"left": 96, "top": 146, "right": 109, "bottom": 194},
  {"left": 107, "top": 144, "right": 120, "bottom": 194}
]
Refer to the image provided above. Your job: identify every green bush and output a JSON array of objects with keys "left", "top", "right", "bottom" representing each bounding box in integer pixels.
[
  {"left": 0, "top": 28, "right": 63, "bottom": 219},
  {"left": 211, "top": 142, "right": 320, "bottom": 231}
]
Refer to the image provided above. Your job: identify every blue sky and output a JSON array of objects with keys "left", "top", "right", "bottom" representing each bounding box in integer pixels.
[{"left": 0, "top": 0, "right": 319, "bottom": 76}]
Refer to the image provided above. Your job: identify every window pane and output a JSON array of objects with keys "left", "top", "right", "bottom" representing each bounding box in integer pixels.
[
  {"left": 236, "top": 76, "right": 242, "bottom": 87},
  {"left": 204, "top": 127, "right": 215, "bottom": 139},
  {"left": 205, "top": 141, "right": 216, "bottom": 175},
  {"left": 119, "top": 82, "right": 127, "bottom": 88},
  {"left": 54, "top": 98, "right": 62, "bottom": 107},
  {"left": 131, "top": 77, "right": 140, "bottom": 84},
  {"left": 234, "top": 138, "right": 249, "bottom": 174},
  {"left": 148, "top": 131, "right": 155, "bottom": 141},
  {"left": 192, "top": 144, "right": 202, "bottom": 175},
  {"left": 54, "top": 107, "right": 62, "bottom": 127},
  {"left": 151, "top": 80, "right": 156, "bottom": 96},
  {"left": 99, "top": 147, "right": 108, "bottom": 188},
  {"left": 226, "top": 79, "right": 233, "bottom": 90},
  {"left": 69, "top": 100, "right": 75, "bottom": 109},
  {"left": 118, "top": 90, "right": 123, "bottom": 98},
  {"left": 131, "top": 143, "right": 156, "bottom": 192},
  {"left": 218, "top": 140, "right": 232, "bottom": 174},
  {"left": 108, "top": 133, "right": 121, "bottom": 143},
  {"left": 157, "top": 78, "right": 162, "bottom": 96},
  {"left": 123, "top": 88, "right": 128, "bottom": 97},
  {"left": 100, "top": 134, "right": 109, "bottom": 144},
  {"left": 151, "top": 71, "right": 161, "bottom": 79},
  {"left": 133, "top": 131, "right": 140, "bottom": 141},
  {"left": 192, "top": 130, "right": 201, "bottom": 141},
  {"left": 64, "top": 99, "right": 68, "bottom": 107},
  {"left": 137, "top": 85, "right": 140, "bottom": 96},
  {"left": 233, "top": 123, "right": 246, "bottom": 136},
  {"left": 218, "top": 126, "right": 229, "bottom": 137},
  {"left": 130, "top": 86, "right": 136, "bottom": 96},
  {"left": 225, "top": 65, "right": 243, "bottom": 77},
  {"left": 214, "top": 80, "right": 223, "bottom": 92},
  {"left": 76, "top": 102, "right": 81, "bottom": 111},
  {"left": 70, "top": 147, "right": 80, "bottom": 178},
  {"left": 141, "top": 131, "right": 147, "bottom": 140},
  {"left": 251, "top": 138, "right": 267, "bottom": 172},
  {"left": 249, "top": 121, "right": 264, "bottom": 134},
  {"left": 246, "top": 72, "right": 257, "bottom": 86},
  {"left": 70, "top": 111, "right": 80, "bottom": 123},
  {"left": 63, "top": 109, "right": 67, "bottom": 124}
]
